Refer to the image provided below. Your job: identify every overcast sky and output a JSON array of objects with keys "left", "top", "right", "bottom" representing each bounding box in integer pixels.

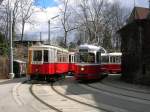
[{"left": 23, "top": 0, "right": 149, "bottom": 41}]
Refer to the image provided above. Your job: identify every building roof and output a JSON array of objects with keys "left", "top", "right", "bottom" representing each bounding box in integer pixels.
[{"left": 128, "top": 7, "right": 150, "bottom": 23}]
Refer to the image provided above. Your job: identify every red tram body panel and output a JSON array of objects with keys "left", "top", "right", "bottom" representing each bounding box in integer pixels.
[
  {"left": 29, "top": 63, "right": 69, "bottom": 75},
  {"left": 55, "top": 63, "right": 69, "bottom": 74},
  {"left": 106, "top": 63, "right": 121, "bottom": 73},
  {"left": 74, "top": 64, "right": 102, "bottom": 80}
]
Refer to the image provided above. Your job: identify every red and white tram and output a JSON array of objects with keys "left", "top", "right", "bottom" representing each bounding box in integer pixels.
[
  {"left": 74, "top": 44, "right": 107, "bottom": 80},
  {"left": 27, "top": 43, "right": 69, "bottom": 81},
  {"left": 101, "top": 52, "right": 122, "bottom": 74}
]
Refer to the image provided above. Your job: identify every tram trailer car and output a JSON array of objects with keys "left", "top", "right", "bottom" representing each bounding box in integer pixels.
[
  {"left": 27, "top": 44, "right": 69, "bottom": 81},
  {"left": 101, "top": 52, "right": 122, "bottom": 74},
  {"left": 74, "top": 44, "right": 108, "bottom": 81}
]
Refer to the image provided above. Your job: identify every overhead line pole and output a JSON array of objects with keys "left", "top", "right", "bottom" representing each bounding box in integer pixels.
[
  {"left": 48, "top": 20, "right": 50, "bottom": 45},
  {"left": 40, "top": 32, "right": 42, "bottom": 42},
  {"left": 9, "top": 9, "right": 14, "bottom": 79},
  {"left": 48, "top": 15, "right": 59, "bottom": 45},
  {"left": 149, "top": 0, "right": 150, "bottom": 9}
]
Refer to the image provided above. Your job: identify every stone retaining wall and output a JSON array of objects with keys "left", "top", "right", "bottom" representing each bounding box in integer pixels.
[{"left": 0, "top": 56, "right": 8, "bottom": 79}]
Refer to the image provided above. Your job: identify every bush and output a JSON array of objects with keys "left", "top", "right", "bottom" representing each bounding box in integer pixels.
[{"left": 0, "top": 32, "right": 8, "bottom": 56}]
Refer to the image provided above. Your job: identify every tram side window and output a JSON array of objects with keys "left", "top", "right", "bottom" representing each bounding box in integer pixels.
[
  {"left": 116, "top": 56, "right": 121, "bottom": 63},
  {"left": 101, "top": 56, "right": 109, "bottom": 63},
  {"left": 62, "top": 53, "right": 68, "bottom": 62},
  {"left": 63, "top": 55, "right": 65, "bottom": 62},
  {"left": 44, "top": 50, "right": 48, "bottom": 62},
  {"left": 71, "top": 55, "right": 74, "bottom": 63},
  {"left": 76, "top": 53, "right": 80, "bottom": 62},
  {"left": 96, "top": 52, "right": 101, "bottom": 63},
  {"left": 33, "top": 50, "right": 42, "bottom": 61},
  {"left": 69, "top": 55, "right": 71, "bottom": 63},
  {"left": 57, "top": 51, "right": 63, "bottom": 62},
  {"left": 110, "top": 56, "right": 116, "bottom": 63}
]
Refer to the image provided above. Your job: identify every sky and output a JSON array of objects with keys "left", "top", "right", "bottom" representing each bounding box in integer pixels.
[
  {"left": 35, "top": 0, "right": 57, "bottom": 8},
  {"left": 36, "top": 0, "right": 149, "bottom": 8},
  {"left": 23, "top": 0, "right": 149, "bottom": 41}
]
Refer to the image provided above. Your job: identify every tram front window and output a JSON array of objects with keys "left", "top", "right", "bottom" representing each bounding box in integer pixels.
[
  {"left": 79, "top": 53, "right": 95, "bottom": 63},
  {"left": 33, "top": 50, "right": 42, "bottom": 61}
]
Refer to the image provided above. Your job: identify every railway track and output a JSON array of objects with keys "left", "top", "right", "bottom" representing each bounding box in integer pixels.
[
  {"left": 101, "top": 81, "right": 150, "bottom": 94},
  {"left": 51, "top": 82, "right": 112, "bottom": 112},
  {"left": 85, "top": 82, "right": 150, "bottom": 102},
  {"left": 29, "top": 80, "right": 114, "bottom": 112},
  {"left": 29, "top": 83, "right": 63, "bottom": 112}
]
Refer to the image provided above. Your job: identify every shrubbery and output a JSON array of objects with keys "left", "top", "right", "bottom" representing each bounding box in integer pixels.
[{"left": 0, "top": 32, "right": 8, "bottom": 56}]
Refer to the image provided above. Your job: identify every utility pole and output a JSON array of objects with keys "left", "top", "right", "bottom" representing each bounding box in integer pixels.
[
  {"left": 48, "top": 20, "right": 50, "bottom": 45},
  {"left": 9, "top": 9, "right": 14, "bottom": 79},
  {"left": 48, "top": 15, "right": 59, "bottom": 45},
  {"left": 149, "top": 0, "right": 150, "bottom": 9},
  {"left": 40, "top": 32, "right": 42, "bottom": 43}
]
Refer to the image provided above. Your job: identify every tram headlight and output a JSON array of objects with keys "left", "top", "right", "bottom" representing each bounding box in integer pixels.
[
  {"left": 81, "top": 67, "right": 84, "bottom": 71},
  {"left": 35, "top": 68, "right": 39, "bottom": 72}
]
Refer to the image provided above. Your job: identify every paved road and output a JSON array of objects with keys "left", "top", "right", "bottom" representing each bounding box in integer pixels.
[
  {"left": 1, "top": 75, "right": 150, "bottom": 112},
  {"left": 0, "top": 78, "right": 36, "bottom": 112},
  {"left": 59, "top": 75, "right": 150, "bottom": 112}
]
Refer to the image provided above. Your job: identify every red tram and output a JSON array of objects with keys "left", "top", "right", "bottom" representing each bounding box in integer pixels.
[
  {"left": 27, "top": 43, "right": 69, "bottom": 81},
  {"left": 101, "top": 52, "right": 122, "bottom": 74},
  {"left": 74, "top": 44, "right": 107, "bottom": 80}
]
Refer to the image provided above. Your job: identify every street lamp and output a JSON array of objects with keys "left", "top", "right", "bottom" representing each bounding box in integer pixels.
[{"left": 48, "top": 15, "right": 59, "bottom": 45}]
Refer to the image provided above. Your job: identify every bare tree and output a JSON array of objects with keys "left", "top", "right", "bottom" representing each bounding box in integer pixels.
[
  {"left": 0, "top": 0, "right": 37, "bottom": 42},
  {"left": 0, "top": 0, "right": 20, "bottom": 42},
  {"left": 102, "top": 0, "right": 130, "bottom": 50},
  {"left": 59, "top": 0, "right": 77, "bottom": 47},
  {"left": 20, "top": 0, "right": 35, "bottom": 41},
  {"left": 69, "top": 0, "right": 106, "bottom": 45},
  {"left": 72, "top": 0, "right": 129, "bottom": 51}
]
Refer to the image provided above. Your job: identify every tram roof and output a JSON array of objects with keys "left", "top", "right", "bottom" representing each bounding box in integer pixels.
[
  {"left": 101, "top": 52, "right": 122, "bottom": 56},
  {"left": 14, "top": 60, "right": 26, "bottom": 63},
  {"left": 109, "top": 52, "right": 122, "bottom": 56},
  {"left": 29, "top": 44, "right": 68, "bottom": 52},
  {"left": 79, "top": 44, "right": 101, "bottom": 51}
]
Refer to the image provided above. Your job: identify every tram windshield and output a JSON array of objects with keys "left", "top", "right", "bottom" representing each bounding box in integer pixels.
[{"left": 77, "top": 52, "right": 95, "bottom": 63}]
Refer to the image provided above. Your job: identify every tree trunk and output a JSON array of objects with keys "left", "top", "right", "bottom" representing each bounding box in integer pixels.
[
  {"left": 64, "top": 31, "right": 68, "bottom": 47},
  {"left": 21, "top": 20, "right": 25, "bottom": 42}
]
